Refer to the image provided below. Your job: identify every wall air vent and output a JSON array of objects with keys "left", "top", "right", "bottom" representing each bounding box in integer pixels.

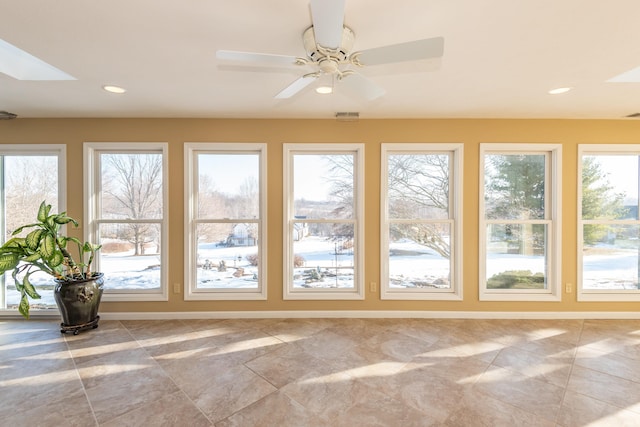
[
  {"left": 625, "top": 112, "right": 640, "bottom": 118},
  {"left": 0, "top": 111, "right": 17, "bottom": 120},
  {"left": 335, "top": 112, "right": 359, "bottom": 121}
]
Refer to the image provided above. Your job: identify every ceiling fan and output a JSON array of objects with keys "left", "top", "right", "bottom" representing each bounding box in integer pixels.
[{"left": 216, "top": 0, "right": 444, "bottom": 101}]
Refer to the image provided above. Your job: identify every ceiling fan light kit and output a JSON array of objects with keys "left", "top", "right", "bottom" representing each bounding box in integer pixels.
[{"left": 216, "top": 0, "right": 444, "bottom": 102}]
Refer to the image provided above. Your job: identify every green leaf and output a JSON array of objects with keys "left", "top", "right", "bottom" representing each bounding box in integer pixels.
[
  {"left": 37, "top": 201, "right": 49, "bottom": 223},
  {"left": 26, "top": 229, "right": 44, "bottom": 250},
  {"left": 41, "top": 234, "right": 56, "bottom": 259},
  {"left": 54, "top": 214, "right": 77, "bottom": 225},
  {"left": 18, "top": 294, "right": 30, "bottom": 319},
  {"left": 48, "top": 251, "right": 64, "bottom": 268},
  {"left": 0, "top": 253, "right": 19, "bottom": 272},
  {"left": 11, "top": 223, "right": 39, "bottom": 236},
  {"left": 22, "top": 274, "right": 41, "bottom": 299},
  {"left": 24, "top": 251, "right": 42, "bottom": 263}
]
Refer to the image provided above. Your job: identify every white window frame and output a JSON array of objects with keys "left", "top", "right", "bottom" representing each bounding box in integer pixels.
[
  {"left": 578, "top": 144, "right": 640, "bottom": 301},
  {"left": 0, "top": 144, "right": 66, "bottom": 314},
  {"left": 283, "top": 143, "right": 364, "bottom": 300},
  {"left": 380, "top": 143, "right": 463, "bottom": 300},
  {"left": 84, "top": 142, "right": 169, "bottom": 302},
  {"left": 184, "top": 143, "right": 267, "bottom": 300},
  {"left": 479, "top": 143, "right": 562, "bottom": 302}
]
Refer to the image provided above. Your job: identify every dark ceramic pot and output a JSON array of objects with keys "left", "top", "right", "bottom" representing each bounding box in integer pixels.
[{"left": 54, "top": 273, "right": 104, "bottom": 327}]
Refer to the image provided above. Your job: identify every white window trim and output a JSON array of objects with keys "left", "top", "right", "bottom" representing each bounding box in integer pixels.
[
  {"left": 84, "top": 142, "right": 169, "bottom": 302},
  {"left": 479, "top": 143, "right": 562, "bottom": 302},
  {"left": 578, "top": 144, "right": 640, "bottom": 302},
  {"left": 283, "top": 143, "right": 364, "bottom": 300},
  {"left": 184, "top": 143, "right": 267, "bottom": 301},
  {"left": 380, "top": 143, "right": 463, "bottom": 300},
  {"left": 0, "top": 144, "right": 66, "bottom": 314}
]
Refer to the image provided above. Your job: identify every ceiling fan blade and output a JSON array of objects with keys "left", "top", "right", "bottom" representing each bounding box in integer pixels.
[
  {"left": 275, "top": 75, "right": 318, "bottom": 99},
  {"left": 340, "top": 73, "right": 385, "bottom": 101},
  {"left": 356, "top": 37, "right": 444, "bottom": 66},
  {"left": 310, "top": 0, "right": 345, "bottom": 49},
  {"left": 216, "top": 50, "right": 300, "bottom": 66}
]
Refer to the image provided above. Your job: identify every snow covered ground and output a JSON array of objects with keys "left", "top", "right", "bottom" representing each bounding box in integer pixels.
[{"left": 5, "top": 239, "right": 638, "bottom": 308}]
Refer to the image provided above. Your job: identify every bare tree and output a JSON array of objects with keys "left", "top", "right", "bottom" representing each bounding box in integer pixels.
[
  {"left": 387, "top": 154, "right": 450, "bottom": 258},
  {"left": 102, "top": 154, "right": 162, "bottom": 255},
  {"left": 4, "top": 156, "right": 58, "bottom": 239}
]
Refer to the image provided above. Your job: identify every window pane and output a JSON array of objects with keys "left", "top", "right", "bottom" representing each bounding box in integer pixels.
[
  {"left": 485, "top": 154, "right": 546, "bottom": 220},
  {"left": 195, "top": 223, "right": 259, "bottom": 289},
  {"left": 582, "top": 155, "right": 638, "bottom": 220},
  {"left": 292, "top": 222, "right": 354, "bottom": 289},
  {"left": 3, "top": 155, "right": 59, "bottom": 310},
  {"left": 486, "top": 223, "right": 547, "bottom": 289},
  {"left": 388, "top": 223, "right": 451, "bottom": 289},
  {"left": 387, "top": 154, "right": 449, "bottom": 219},
  {"left": 100, "top": 153, "right": 163, "bottom": 219},
  {"left": 294, "top": 154, "right": 354, "bottom": 219},
  {"left": 99, "top": 223, "right": 161, "bottom": 290},
  {"left": 5, "top": 156, "right": 58, "bottom": 238},
  {"left": 197, "top": 154, "right": 259, "bottom": 219},
  {"left": 583, "top": 224, "right": 640, "bottom": 290}
]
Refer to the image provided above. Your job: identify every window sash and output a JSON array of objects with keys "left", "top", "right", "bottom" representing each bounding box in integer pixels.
[
  {"left": 578, "top": 145, "right": 640, "bottom": 300},
  {"left": 0, "top": 145, "right": 66, "bottom": 314},
  {"left": 380, "top": 143, "right": 462, "bottom": 300},
  {"left": 184, "top": 143, "right": 267, "bottom": 300},
  {"left": 479, "top": 144, "right": 561, "bottom": 301},
  {"left": 283, "top": 143, "right": 364, "bottom": 300},
  {"left": 84, "top": 143, "right": 168, "bottom": 302}
]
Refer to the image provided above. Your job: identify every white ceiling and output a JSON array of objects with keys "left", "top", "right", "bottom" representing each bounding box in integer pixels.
[{"left": 2, "top": 0, "right": 640, "bottom": 119}]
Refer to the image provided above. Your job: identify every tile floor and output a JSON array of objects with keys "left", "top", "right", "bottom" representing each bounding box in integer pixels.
[{"left": 2, "top": 317, "right": 640, "bottom": 426}]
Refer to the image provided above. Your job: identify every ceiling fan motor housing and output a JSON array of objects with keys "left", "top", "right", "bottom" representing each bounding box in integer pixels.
[{"left": 303, "top": 26, "right": 355, "bottom": 63}]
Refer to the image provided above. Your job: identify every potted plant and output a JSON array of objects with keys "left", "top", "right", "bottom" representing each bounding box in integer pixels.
[{"left": 0, "top": 201, "right": 103, "bottom": 334}]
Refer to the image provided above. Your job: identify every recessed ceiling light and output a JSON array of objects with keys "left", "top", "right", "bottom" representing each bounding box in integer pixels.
[
  {"left": 316, "top": 86, "right": 333, "bottom": 94},
  {"left": 102, "top": 85, "right": 126, "bottom": 94},
  {"left": 548, "top": 87, "right": 572, "bottom": 95}
]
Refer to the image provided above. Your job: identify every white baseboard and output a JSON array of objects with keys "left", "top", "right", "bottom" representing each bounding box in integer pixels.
[{"left": 97, "top": 310, "right": 640, "bottom": 321}]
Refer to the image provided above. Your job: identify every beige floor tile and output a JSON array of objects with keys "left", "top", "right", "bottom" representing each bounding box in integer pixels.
[
  {"left": 567, "top": 365, "right": 640, "bottom": 410},
  {"left": 216, "top": 390, "right": 318, "bottom": 427},
  {"left": 191, "top": 363, "right": 277, "bottom": 422},
  {"left": 575, "top": 345, "right": 640, "bottom": 383},
  {"left": 557, "top": 390, "right": 640, "bottom": 427},
  {"left": 492, "top": 345, "right": 573, "bottom": 387},
  {"left": 101, "top": 391, "right": 212, "bottom": 427},
  {"left": 473, "top": 365, "right": 565, "bottom": 422},
  {"left": 6, "top": 318, "right": 640, "bottom": 426},
  {"left": 245, "top": 342, "right": 330, "bottom": 388},
  {"left": 445, "top": 388, "right": 555, "bottom": 427}
]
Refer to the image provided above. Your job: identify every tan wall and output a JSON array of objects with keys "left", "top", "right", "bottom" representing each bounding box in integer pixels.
[{"left": 2, "top": 118, "right": 640, "bottom": 314}]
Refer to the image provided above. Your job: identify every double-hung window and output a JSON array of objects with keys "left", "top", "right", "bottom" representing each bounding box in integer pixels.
[
  {"left": 283, "top": 143, "right": 364, "bottom": 300},
  {"left": 381, "top": 143, "right": 463, "bottom": 300},
  {"left": 0, "top": 145, "right": 65, "bottom": 314},
  {"left": 84, "top": 143, "right": 168, "bottom": 301},
  {"left": 578, "top": 145, "right": 640, "bottom": 301},
  {"left": 479, "top": 144, "right": 562, "bottom": 301},
  {"left": 185, "top": 143, "right": 267, "bottom": 300}
]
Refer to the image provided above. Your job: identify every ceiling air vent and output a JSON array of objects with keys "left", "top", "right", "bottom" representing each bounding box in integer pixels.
[
  {"left": 335, "top": 112, "right": 359, "bottom": 122},
  {"left": 625, "top": 112, "right": 640, "bottom": 118},
  {"left": 0, "top": 111, "right": 17, "bottom": 120}
]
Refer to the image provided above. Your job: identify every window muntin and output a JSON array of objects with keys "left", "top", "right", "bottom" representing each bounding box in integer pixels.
[
  {"left": 578, "top": 147, "right": 640, "bottom": 300},
  {"left": 185, "top": 143, "right": 266, "bottom": 300},
  {"left": 381, "top": 144, "right": 463, "bottom": 300},
  {"left": 0, "top": 146, "right": 65, "bottom": 314},
  {"left": 479, "top": 144, "right": 561, "bottom": 301},
  {"left": 85, "top": 143, "right": 168, "bottom": 301},
  {"left": 284, "top": 144, "right": 364, "bottom": 300}
]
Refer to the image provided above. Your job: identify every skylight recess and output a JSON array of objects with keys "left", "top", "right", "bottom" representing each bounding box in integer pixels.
[{"left": 0, "top": 38, "right": 75, "bottom": 80}]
